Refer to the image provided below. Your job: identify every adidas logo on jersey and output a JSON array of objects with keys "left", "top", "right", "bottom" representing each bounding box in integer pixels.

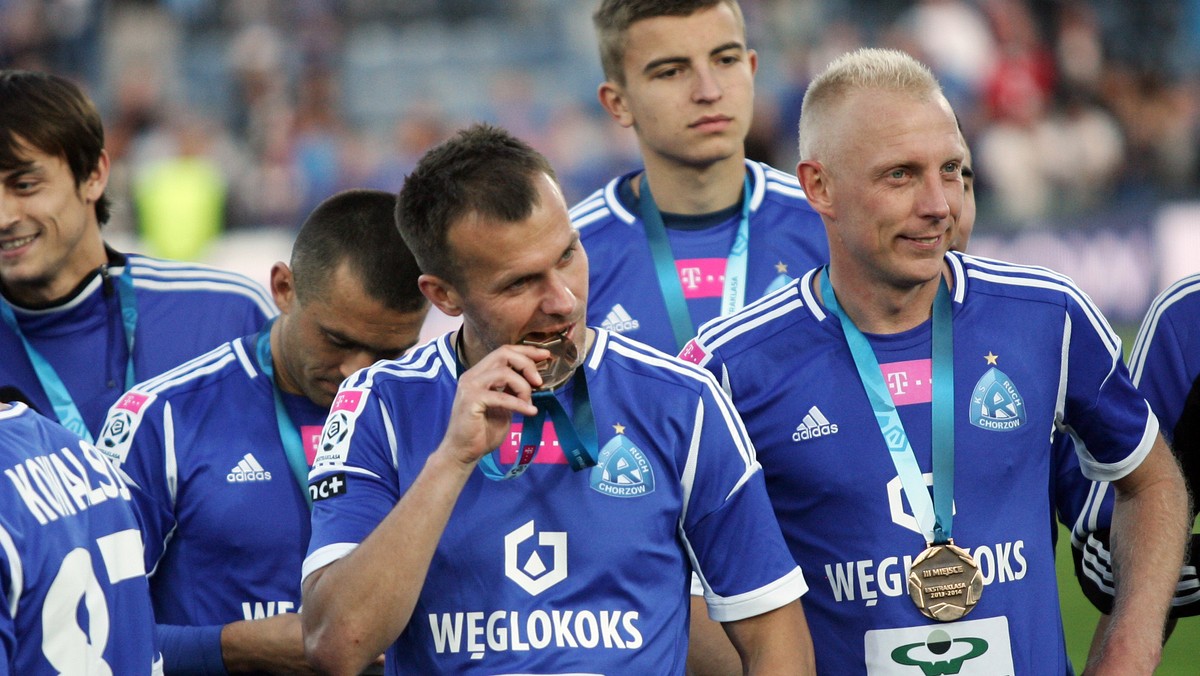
[
  {"left": 227, "top": 453, "right": 272, "bottom": 483},
  {"left": 601, "top": 304, "right": 639, "bottom": 333},
  {"left": 793, "top": 406, "right": 839, "bottom": 442}
]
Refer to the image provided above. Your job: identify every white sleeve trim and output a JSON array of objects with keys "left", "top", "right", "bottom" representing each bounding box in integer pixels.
[
  {"left": 702, "top": 567, "right": 809, "bottom": 623},
  {"left": 301, "top": 542, "right": 359, "bottom": 584}
]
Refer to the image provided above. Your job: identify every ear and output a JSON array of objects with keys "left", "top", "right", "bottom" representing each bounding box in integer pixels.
[
  {"left": 269, "top": 262, "right": 296, "bottom": 314},
  {"left": 419, "top": 273, "right": 464, "bottom": 317},
  {"left": 796, "top": 159, "right": 835, "bottom": 219},
  {"left": 598, "top": 81, "right": 635, "bottom": 128},
  {"left": 83, "top": 150, "right": 111, "bottom": 203},
  {"left": 748, "top": 48, "right": 759, "bottom": 77}
]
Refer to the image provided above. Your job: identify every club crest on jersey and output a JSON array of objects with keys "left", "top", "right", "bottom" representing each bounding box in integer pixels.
[
  {"left": 312, "top": 388, "right": 367, "bottom": 469},
  {"left": 969, "top": 368, "right": 1026, "bottom": 431},
  {"left": 590, "top": 434, "right": 655, "bottom": 498},
  {"left": 96, "top": 390, "right": 156, "bottom": 463}
]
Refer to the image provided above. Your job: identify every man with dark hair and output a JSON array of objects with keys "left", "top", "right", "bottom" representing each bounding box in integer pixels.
[
  {"left": 573, "top": 0, "right": 827, "bottom": 354},
  {"left": 300, "top": 124, "right": 814, "bottom": 675},
  {"left": 0, "top": 69, "right": 274, "bottom": 441},
  {"left": 0, "top": 402, "right": 160, "bottom": 674},
  {"left": 96, "top": 189, "right": 428, "bottom": 674}
]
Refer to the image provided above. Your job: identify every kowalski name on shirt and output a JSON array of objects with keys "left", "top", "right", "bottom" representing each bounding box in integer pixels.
[
  {"left": 4, "top": 441, "right": 133, "bottom": 526},
  {"left": 824, "top": 540, "right": 1028, "bottom": 605},
  {"left": 429, "top": 608, "right": 643, "bottom": 658}
]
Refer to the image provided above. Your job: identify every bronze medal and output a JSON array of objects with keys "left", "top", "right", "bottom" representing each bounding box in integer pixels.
[
  {"left": 520, "top": 330, "right": 581, "bottom": 391},
  {"left": 907, "top": 541, "right": 983, "bottom": 622}
]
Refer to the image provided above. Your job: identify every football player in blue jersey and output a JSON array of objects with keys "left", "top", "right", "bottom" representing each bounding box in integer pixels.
[
  {"left": 0, "top": 402, "right": 161, "bottom": 674},
  {"left": 1076, "top": 273, "right": 1200, "bottom": 655},
  {"left": 681, "top": 48, "right": 1189, "bottom": 675},
  {"left": 96, "top": 189, "right": 428, "bottom": 674},
  {"left": 571, "top": 0, "right": 828, "bottom": 355},
  {"left": 300, "top": 124, "right": 814, "bottom": 676},
  {"left": 0, "top": 70, "right": 275, "bottom": 441}
]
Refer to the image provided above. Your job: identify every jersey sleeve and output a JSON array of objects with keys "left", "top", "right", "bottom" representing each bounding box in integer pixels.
[
  {"left": 1059, "top": 291, "right": 1157, "bottom": 482},
  {"left": 95, "top": 391, "right": 176, "bottom": 574},
  {"left": 303, "top": 384, "right": 405, "bottom": 583},
  {"left": 679, "top": 374, "right": 807, "bottom": 623}
]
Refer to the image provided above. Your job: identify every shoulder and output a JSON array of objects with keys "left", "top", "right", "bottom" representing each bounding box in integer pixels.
[
  {"left": 958, "top": 252, "right": 1092, "bottom": 307},
  {"left": 596, "top": 330, "right": 726, "bottom": 397},
  {"left": 687, "top": 274, "right": 817, "bottom": 362},
  {"left": 1137, "top": 272, "right": 1200, "bottom": 331},
  {"left": 750, "top": 161, "right": 818, "bottom": 216},
  {"left": 343, "top": 336, "right": 455, "bottom": 396},
  {"left": 571, "top": 173, "right": 636, "bottom": 236},
  {"left": 126, "top": 254, "right": 275, "bottom": 317},
  {"left": 1128, "top": 272, "right": 1200, "bottom": 378}
]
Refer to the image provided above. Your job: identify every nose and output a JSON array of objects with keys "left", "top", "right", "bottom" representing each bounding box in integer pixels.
[
  {"left": 0, "top": 192, "right": 18, "bottom": 229},
  {"left": 916, "top": 171, "right": 953, "bottom": 222},
  {"left": 541, "top": 274, "right": 578, "bottom": 318},
  {"left": 692, "top": 64, "right": 722, "bottom": 103}
]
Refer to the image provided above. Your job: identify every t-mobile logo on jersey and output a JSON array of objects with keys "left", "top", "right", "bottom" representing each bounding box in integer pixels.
[{"left": 505, "top": 520, "right": 567, "bottom": 596}]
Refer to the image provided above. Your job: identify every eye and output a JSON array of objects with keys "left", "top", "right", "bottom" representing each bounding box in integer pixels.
[
  {"left": 889, "top": 168, "right": 908, "bottom": 180},
  {"left": 654, "top": 66, "right": 682, "bottom": 80}
]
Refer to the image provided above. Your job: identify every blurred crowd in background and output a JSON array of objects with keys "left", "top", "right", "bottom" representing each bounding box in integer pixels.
[{"left": 3, "top": 0, "right": 1199, "bottom": 264}]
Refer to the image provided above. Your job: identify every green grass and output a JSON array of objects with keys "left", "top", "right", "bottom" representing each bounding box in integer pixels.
[{"left": 1056, "top": 524, "right": 1198, "bottom": 674}]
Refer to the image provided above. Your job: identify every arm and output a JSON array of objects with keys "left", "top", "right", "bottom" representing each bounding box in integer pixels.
[
  {"left": 1083, "top": 435, "right": 1190, "bottom": 676},
  {"left": 722, "top": 600, "right": 815, "bottom": 676},
  {"left": 687, "top": 595, "right": 741, "bottom": 676},
  {"left": 301, "top": 344, "right": 546, "bottom": 676},
  {"left": 220, "top": 615, "right": 314, "bottom": 674}
]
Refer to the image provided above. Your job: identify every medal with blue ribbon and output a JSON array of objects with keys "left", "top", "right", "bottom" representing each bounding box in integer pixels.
[
  {"left": 819, "top": 267, "right": 982, "bottom": 621},
  {"left": 455, "top": 331, "right": 597, "bottom": 481}
]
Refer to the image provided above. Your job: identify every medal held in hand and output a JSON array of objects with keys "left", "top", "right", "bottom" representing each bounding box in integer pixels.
[
  {"left": 520, "top": 329, "right": 582, "bottom": 390},
  {"left": 908, "top": 541, "right": 983, "bottom": 622}
]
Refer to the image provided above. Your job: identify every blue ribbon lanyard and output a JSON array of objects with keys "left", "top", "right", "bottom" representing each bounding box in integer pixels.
[
  {"left": 639, "top": 173, "right": 752, "bottom": 353},
  {"left": 254, "top": 322, "right": 312, "bottom": 508},
  {"left": 454, "top": 336, "right": 598, "bottom": 481},
  {"left": 820, "top": 268, "right": 956, "bottom": 545},
  {"left": 0, "top": 263, "right": 139, "bottom": 443}
]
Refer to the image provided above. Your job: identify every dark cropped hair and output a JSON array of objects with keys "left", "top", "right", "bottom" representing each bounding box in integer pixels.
[
  {"left": 0, "top": 70, "right": 111, "bottom": 225},
  {"left": 396, "top": 123, "right": 557, "bottom": 286},
  {"left": 291, "top": 189, "right": 427, "bottom": 313},
  {"left": 593, "top": 0, "right": 745, "bottom": 86}
]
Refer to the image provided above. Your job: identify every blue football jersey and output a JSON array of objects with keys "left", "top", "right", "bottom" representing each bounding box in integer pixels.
[
  {"left": 303, "top": 330, "right": 806, "bottom": 675},
  {"left": 1076, "top": 272, "right": 1200, "bottom": 618},
  {"left": 94, "top": 334, "right": 325, "bottom": 636},
  {"left": 0, "top": 403, "right": 161, "bottom": 674},
  {"left": 683, "top": 252, "right": 1156, "bottom": 675},
  {"left": 572, "top": 160, "right": 828, "bottom": 353},
  {"left": 1, "top": 253, "right": 275, "bottom": 438}
]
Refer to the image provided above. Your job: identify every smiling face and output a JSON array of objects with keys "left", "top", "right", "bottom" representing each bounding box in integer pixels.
[
  {"left": 598, "top": 2, "right": 757, "bottom": 173},
  {"left": 803, "top": 88, "right": 965, "bottom": 295},
  {"left": 0, "top": 140, "right": 108, "bottom": 305},
  {"left": 272, "top": 260, "right": 428, "bottom": 408},
  {"left": 437, "top": 172, "right": 589, "bottom": 383}
]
